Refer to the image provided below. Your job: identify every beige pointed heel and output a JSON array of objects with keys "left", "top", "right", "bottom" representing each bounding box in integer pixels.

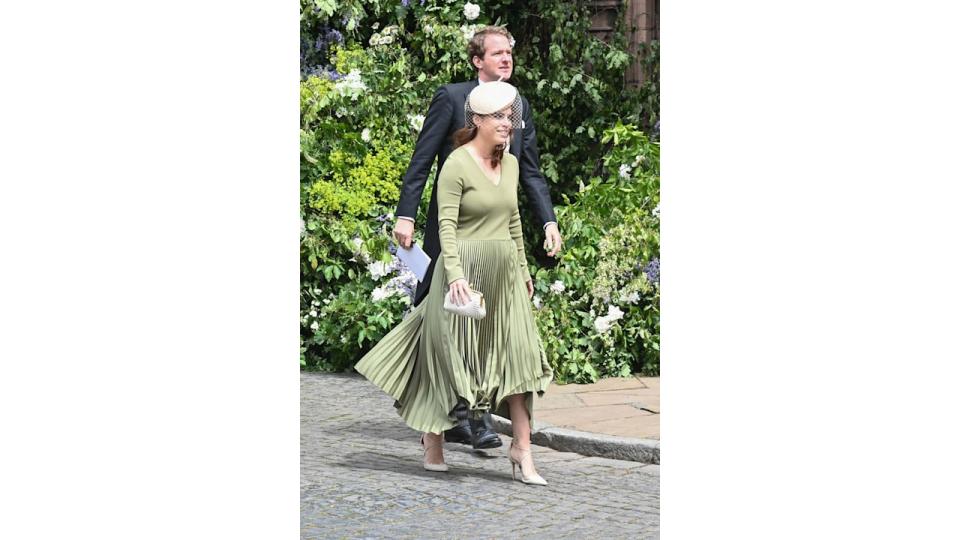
[
  {"left": 420, "top": 433, "right": 449, "bottom": 472},
  {"left": 508, "top": 441, "right": 547, "bottom": 486}
]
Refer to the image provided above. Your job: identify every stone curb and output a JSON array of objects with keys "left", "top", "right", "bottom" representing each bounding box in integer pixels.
[{"left": 489, "top": 415, "right": 660, "bottom": 465}]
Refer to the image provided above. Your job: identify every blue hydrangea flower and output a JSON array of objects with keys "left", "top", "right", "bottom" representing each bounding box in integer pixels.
[
  {"left": 402, "top": 0, "right": 410, "bottom": 6},
  {"left": 327, "top": 29, "right": 343, "bottom": 44},
  {"left": 643, "top": 258, "right": 660, "bottom": 284}
]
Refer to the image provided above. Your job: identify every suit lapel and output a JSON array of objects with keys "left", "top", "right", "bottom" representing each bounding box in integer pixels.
[{"left": 454, "top": 80, "right": 480, "bottom": 134}]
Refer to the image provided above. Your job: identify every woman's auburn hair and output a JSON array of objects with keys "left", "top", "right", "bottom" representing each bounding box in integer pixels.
[{"left": 453, "top": 125, "right": 505, "bottom": 168}]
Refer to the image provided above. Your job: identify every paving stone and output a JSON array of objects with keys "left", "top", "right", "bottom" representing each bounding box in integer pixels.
[
  {"left": 579, "top": 414, "right": 661, "bottom": 439},
  {"left": 535, "top": 403, "right": 652, "bottom": 428},
  {"left": 544, "top": 376, "right": 646, "bottom": 395},
  {"left": 575, "top": 388, "right": 659, "bottom": 408},
  {"left": 635, "top": 377, "right": 659, "bottom": 391},
  {"left": 301, "top": 372, "right": 659, "bottom": 538},
  {"left": 533, "top": 392, "right": 586, "bottom": 410}
]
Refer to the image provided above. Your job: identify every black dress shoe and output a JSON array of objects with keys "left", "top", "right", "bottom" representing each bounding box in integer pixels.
[
  {"left": 469, "top": 414, "right": 503, "bottom": 449},
  {"left": 443, "top": 420, "right": 472, "bottom": 445}
]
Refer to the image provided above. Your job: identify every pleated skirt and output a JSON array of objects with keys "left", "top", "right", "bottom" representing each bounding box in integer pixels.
[{"left": 354, "top": 238, "right": 553, "bottom": 434}]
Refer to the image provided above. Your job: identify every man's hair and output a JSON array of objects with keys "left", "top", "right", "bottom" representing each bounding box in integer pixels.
[{"left": 467, "top": 26, "right": 514, "bottom": 70}]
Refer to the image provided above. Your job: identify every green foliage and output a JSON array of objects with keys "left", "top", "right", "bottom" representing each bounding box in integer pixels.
[
  {"left": 485, "top": 0, "right": 655, "bottom": 197},
  {"left": 635, "top": 40, "right": 660, "bottom": 132},
  {"left": 307, "top": 141, "right": 409, "bottom": 216},
  {"left": 531, "top": 123, "right": 659, "bottom": 382},
  {"left": 301, "top": 277, "right": 410, "bottom": 371}
]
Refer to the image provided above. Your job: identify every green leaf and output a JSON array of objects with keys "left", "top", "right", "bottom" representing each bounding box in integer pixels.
[
  {"left": 549, "top": 43, "right": 562, "bottom": 63},
  {"left": 315, "top": 0, "right": 336, "bottom": 18},
  {"left": 583, "top": 362, "right": 599, "bottom": 379}
]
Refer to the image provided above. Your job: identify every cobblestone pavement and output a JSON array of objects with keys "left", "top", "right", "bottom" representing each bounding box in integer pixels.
[{"left": 302, "top": 373, "right": 659, "bottom": 539}]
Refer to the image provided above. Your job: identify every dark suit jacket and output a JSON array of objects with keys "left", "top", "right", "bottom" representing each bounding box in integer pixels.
[{"left": 395, "top": 80, "right": 557, "bottom": 306}]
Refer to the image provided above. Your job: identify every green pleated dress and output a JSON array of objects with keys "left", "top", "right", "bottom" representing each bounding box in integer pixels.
[{"left": 355, "top": 146, "right": 553, "bottom": 434}]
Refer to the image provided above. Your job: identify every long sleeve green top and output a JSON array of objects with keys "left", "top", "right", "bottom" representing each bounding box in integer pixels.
[{"left": 436, "top": 146, "right": 531, "bottom": 285}]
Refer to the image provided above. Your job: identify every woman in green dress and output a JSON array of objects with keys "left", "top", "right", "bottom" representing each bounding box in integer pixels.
[{"left": 355, "top": 81, "right": 552, "bottom": 486}]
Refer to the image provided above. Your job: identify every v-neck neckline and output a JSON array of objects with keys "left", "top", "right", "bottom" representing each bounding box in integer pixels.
[{"left": 462, "top": 146, "right": 502, "bottom": 187}]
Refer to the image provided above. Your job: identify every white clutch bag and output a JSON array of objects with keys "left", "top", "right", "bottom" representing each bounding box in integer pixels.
[{"left": 443, "top": 286, "right": 486, "bottom": 320}]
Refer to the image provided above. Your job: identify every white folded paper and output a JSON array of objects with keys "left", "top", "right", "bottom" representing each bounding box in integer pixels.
[{"left": 397, "top": 243, "right": 432, "bottom": 282}]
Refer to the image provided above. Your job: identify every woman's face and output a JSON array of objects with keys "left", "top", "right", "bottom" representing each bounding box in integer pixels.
[{"left": 474, "top": 105, "right": 513, "bottom": 146}]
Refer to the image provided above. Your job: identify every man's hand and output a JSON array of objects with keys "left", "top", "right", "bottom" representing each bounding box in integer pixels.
[
  {"left": 526, "top": 279, "right": 534, "bottom": 299},
  {"left": 393, "top": 219, "right": 415, "bottom": 248},
  {"left": 544, "top": 223, "right": 563, "bottom": 257},
  {"left": 448, "top": 278, "right": 471, "bottom": 305}
]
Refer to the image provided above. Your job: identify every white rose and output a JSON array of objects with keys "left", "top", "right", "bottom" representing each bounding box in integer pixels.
[
  {"left": 371, "top": 286, "right": 388, "bottom": 302},
  {"left": 463, "top": 2, "right": 480, "bottom": 21},
  {"left": 309, "top": 310, "right": 317, "bottom": 317},
  {"left": 371, "top": 286, "right": 401, "bottom": 302},
  {"left": 549, "top": 280, "right": 565, "bottom": 294},
  {"left": 594, "top": 316, "right": 613, "bottom": 334},
  {"left": 618, "top": 163, "right": 632, "bottom": 179},
  {"left": 607, "top": 305, "right": 624, "bottom": 321},
  {"left": 361, "top": 128, "right": 371, "bottom": 142},
  {"left": 334, "top": 70, "right": 367, "bottom": 101},
  {"left": 310, "top": 321, "right": 319, "bottom": 330},
  {"left": 408, "top": 114, "right": 426, "bottom": 132},
  {"left": 367, "top": 261, "right": 391, "bottom": 280},
  {"left": 532, "top": 295, "right": 542, "bottom": 309}
]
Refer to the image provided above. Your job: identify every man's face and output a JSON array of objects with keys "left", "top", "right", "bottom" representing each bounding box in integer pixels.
[{"left": 473, "top": 34, "right": 513, "bottom": 82}]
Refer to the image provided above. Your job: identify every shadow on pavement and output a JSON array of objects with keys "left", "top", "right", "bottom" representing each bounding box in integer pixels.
[{"left": 327, "top": 451, "right": 516, "bottom": 484}]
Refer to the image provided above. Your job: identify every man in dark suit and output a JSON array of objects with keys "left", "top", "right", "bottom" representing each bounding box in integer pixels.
[{"left": 392, "top": 26, "right": 563, "bottom": 449}]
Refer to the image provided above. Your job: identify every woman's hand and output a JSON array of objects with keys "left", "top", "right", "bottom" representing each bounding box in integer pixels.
[
  {"left": 526, "top": 279, "right": 534, "bottom": 299},
  {"left": 448, "top": 279, "right": 472, "bottom": 306}
]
